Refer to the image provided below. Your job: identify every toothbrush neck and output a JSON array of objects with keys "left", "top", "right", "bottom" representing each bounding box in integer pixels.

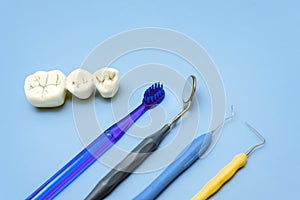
[
  {"left": 118, "top": 103, "right": 148, "bottom": 130},
  {"left": 107, "top": 103, "right": 147, "bottom": 143}
]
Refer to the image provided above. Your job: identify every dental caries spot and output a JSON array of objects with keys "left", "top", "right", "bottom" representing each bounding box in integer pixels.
[
  {"left": 94, "top": 67, "right": 119, "bottom": 98},
  {"left": 24, "top": 70, "right": 67, "bottom": 108}
]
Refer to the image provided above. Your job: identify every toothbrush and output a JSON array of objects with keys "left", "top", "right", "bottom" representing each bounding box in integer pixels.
[
  {"left": 192, "top": 123, "right": 265, "bottom": 200},
  {"left": 27, "top": 83, "right": 165, "bottom": 200},
  {"left": 134, "top": 107, "right": 234, "bottom": 200},
  {"left": 85, "top": 76, "right": 196, "bottom": 200}
]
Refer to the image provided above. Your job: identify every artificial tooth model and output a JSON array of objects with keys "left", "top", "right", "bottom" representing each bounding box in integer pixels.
[
  {"left": 66, "top": 69, "right": 94, "bottom": 99},
  {"left": 24, "top": 70, "right": 67, "bottom": 108},
  {"left": 24, "top": 67, "right": 120, "bottom": 107},
  {"left": 93, "top": 67, "right": 119, "bottom": 98}
]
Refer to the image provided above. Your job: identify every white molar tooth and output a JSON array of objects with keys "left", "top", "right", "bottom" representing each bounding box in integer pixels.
[
  {"left": 66, "top": 69, "right": 94, "bottom": 99},
  {"left": 94, "top": 67, "right": 119, "bottom": 98},
  {"left": 24, "top": 70, "right": 67, "bottom": 107}
]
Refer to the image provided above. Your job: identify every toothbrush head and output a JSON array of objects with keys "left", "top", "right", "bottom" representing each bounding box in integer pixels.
[{"left": 143, "top": 83, "right": 165, "bottom": 109}]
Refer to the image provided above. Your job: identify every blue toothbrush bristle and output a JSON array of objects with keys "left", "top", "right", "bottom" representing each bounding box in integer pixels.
[{"left": 143, "top": 82, "right": 165, "bottom": 108}]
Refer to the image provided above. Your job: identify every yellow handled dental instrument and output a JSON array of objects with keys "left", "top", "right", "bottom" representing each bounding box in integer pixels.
[{"left": 192, "top": 122, "right": 266, "bottom": 200}]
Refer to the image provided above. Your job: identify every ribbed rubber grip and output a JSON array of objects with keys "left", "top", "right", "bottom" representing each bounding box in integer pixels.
[
  {"left": 192, "top": 153, "right": 247, "bottom": 200},
  {"left": 85, "top": 124, "right": 171, "bottom": 200}
]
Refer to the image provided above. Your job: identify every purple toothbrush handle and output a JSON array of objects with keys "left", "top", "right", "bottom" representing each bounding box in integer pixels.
[{"left": 27, "top": 103, "right": 147, "bottom": 200}]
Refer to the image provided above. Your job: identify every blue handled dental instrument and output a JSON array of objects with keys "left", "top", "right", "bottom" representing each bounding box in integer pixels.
[{"left": 134, "top": 106, "right": 234, "bottom": 200}]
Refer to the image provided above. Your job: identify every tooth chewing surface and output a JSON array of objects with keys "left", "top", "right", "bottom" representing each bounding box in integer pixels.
[
  {"left": 94, "top": 67, "right": 119, "bottom": 98},
  {"left": 24, "top": 70, "right": 67, "bottom": 107},
  {"left": 66, "top": 69, "right": 94, "bottom": 99}
]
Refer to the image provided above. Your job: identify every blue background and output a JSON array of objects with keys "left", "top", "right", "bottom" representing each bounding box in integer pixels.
[{"left": 1, "top": 1, "right": 299, "bottom": 199}]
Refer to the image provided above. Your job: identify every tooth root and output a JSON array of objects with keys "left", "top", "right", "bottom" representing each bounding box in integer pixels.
[
  {"left": 94, "top": 67, "right": 119, "bottom": 98},
  {"left": 66, "top": 69, "right": 94, "bottom": 99},
  {"left": 24, "top": 70, "right": 67, "bottom": 107}
]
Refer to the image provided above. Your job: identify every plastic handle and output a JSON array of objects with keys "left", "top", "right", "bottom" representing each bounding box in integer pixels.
[
  {"left": 192, "top": 153, "right": 247, "bottom": 200},
  {"left": 134, "top": 133, "right": 212, "bottom": 200},
  {"left": 85, "top": 124, "right": 171, "bottom": 200},
  {"left": 27, "top": 103, "right": 147, "bottom": 200}
]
